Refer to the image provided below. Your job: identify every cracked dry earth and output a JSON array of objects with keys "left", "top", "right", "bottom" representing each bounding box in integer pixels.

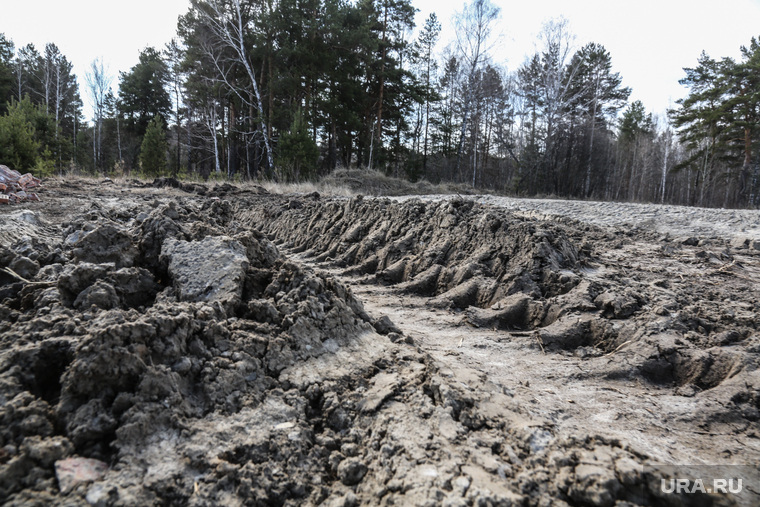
[{"left": 1, "top": 178, "right": 759, "bottom": 506}]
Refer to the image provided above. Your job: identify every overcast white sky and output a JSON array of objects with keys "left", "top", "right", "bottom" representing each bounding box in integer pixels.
[{"left": 3, "top": 0, "right": 760, "bottom": 119}]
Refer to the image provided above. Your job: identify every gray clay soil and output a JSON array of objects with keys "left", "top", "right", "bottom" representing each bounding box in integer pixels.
[{"left": 1, "top": 177, "right": 759, "bottom": 506}]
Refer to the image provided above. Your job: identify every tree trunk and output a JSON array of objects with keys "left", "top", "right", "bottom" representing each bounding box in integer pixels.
[
  {"left": 376, "top": 3, "right": 389, "bottom": 152},
  {"left": 741, "top": 126, "right": 752, "bottom": 203},
  {"left": 583, "top": 93, "right": 599, "bottom": 197},
  {"left": 660, "top": 132, "right": 670, "bottom": 204}
]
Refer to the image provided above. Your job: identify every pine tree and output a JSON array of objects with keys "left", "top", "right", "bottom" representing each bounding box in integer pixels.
[
  {"left": 0, "top": 98, "right": 40, "bottom": 170},
  {"left": 140, "top": 115, "right": 168, "bottom": 176},
  {"left": 0, "top": 97, "right": 57, "bottom": 173},
  {"left": 414, "top": 13, "right": 441, "bottom": 174},
  {"left": 119, "top": 47, "right": 171, "bottom": 139},
  {"left": 670, "top": 52, "right": 730, "bottom": 206},
  {"left": 570, "top": 43, "right": 630, "bottom": 196},
  {"left": 724, "top": 37, "right": 760, "bottom": 204},
  {"left": 277, "top": 109, "right": 320, "bottom": 181},
  {"left": 0, "top": 33, "right": 14, "bottom": 114}
]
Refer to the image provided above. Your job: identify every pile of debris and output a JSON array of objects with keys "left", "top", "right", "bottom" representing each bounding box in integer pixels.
[{"left": 0, "top": 165, "right": 41, "bottom": 204}]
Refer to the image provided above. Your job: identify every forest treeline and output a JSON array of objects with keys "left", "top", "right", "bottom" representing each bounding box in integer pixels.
[{"left": 1, "top": 0, "right": 759, "bottom": 208}]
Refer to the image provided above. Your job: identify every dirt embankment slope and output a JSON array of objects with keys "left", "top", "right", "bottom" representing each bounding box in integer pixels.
[{"left": 0, "top": 178, "right": 758, "bottom": 506}]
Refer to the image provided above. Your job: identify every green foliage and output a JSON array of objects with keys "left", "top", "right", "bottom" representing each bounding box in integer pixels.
[
  {"left": 0, "top": 97, "right": 56, "bottom": 172},
  {"left": 619, "top": 101, "right": 653, "bottom": 142},
  {"left": 34, "top": 148, "right": 56, "bottom": 177},
  {"left": 139, "top": 115, "right": 168, "bottom": 176},
  {"left": 119, "top": 47, "right": 171, "bottom": 138},
  {"left": 668, "top": 47, "right": 760, "bottom": 204},
  {"left": 2, "top": 38, "right": 83, "bottom": 173},
  {"left": 277, "top": 110, "right": 320, "bottom": 181},
  {"left": 0, "top": 100, "right": 39, "bottom": 170},
  {"left": 0, "top": 33, "right": 14, "bottom": 114}
]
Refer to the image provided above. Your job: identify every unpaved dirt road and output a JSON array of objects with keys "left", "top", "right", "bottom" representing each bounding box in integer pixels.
[{"left": 1, "top": 177, "right": 759, "bottom": 506}]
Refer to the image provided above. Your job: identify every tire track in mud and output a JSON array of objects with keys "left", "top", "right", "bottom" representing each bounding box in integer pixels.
[
  {"left": 246, "top": 194, "right": 760, "bottom": 495},
  {"left": 397, "top": 194, "right": 760, "bottom": 244},
  {"left": 286, "top": 246, "right": 758, "bottom": 468}
]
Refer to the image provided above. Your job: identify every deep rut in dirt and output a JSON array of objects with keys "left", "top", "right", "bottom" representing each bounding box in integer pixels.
[{"left": 244, "top": 193, "right": 760, "bottom": 503}]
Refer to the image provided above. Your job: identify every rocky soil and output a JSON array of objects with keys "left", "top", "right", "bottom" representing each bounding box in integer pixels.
[{"left": 0, "top": 177, "right": 759, "bottom": 506}]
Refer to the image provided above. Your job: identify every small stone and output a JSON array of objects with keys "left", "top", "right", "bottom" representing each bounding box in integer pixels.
[
  {"left": 358, "top": 372, "right": 398, "bottom": 413},
  {"left": 452, "top": 475, "right": 471, "bottom": 496},
  {"left": 373, "top": 315, "right": 402, "bottom": 335},
  {"left": 86, "top": 483, "right": 114, "bottom": 507},
  {"left": 55, "top": 456, "right": 108, "bottom": 494},
  {"left": 172, "top": 357, "right": 192, "bottom": 375},
  {"left": 337, "top": 458, "right": 367, "bottom": 486},
  {"left": 73, "top": 280, "right": 119, "bottom": 310},
  {"left": 22, "top": 436, "right": 73, "bottom": 467},
  {"left": 9, "top": 256, "right": 39, "bottom": 279}
]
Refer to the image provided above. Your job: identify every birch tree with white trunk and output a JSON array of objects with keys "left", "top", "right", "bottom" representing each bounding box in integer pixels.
[
  {"left": 452, "top": 0, "right": 500, "bottom": 184},
  {"left": 189, "top": 0, "right": 276, "bottom": 179},
  {"left": 86, "top": 58, "right": 111, "bottom": 172}
]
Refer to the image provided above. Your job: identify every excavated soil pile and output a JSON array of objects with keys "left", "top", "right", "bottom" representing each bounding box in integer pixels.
[
  {"left": 0, "top": 179, "right": 758, "bottom": 506},
  {"left": 252, "top": 196, "right": 584, "bottom": 309},
  {"left": 245, "top": 195, "right": 760, "bottom": 443}
]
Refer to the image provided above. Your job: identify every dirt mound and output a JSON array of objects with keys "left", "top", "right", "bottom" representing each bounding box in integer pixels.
[
  {"left": 0, "top": 196, "right": 390, "bottom": 504},
  {"left": 0, "top": 193, "right": 674, "bottom": 506},
  {"left": 253, "top": 196, "right": 584, "bottom": 304},
  {"left": 321, "top": 169, "right": 479, "bottom": 196}
]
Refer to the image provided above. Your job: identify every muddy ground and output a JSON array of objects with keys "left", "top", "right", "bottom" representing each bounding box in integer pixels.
[{"left": 0, "top": 177, "right": 759, "bottom": 506}]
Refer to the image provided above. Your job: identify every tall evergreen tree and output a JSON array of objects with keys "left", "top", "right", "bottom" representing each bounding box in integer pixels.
[
  {"left": 0, "top": 33, "right": 14, "bottom": 113},
  {"left": 413, "top": 13, "right": 441, "bottom": 174},
  {"left": 277, "top": 109, "right": 319, "bottom": 180},
  {"left": 724, "top": 37, "right": 760, "bottom": 204},
  {"left": 0, "top": 97, "right": 56, "bottom": 173},
  {"left": 570, "top": 43, "right": 630, "bottom": 196},
  {"left": 670, "top": 52, "right": 730, "bottom": 205},
  {"left": 119, "top": 47, "right": 171, "bottom": 138}
]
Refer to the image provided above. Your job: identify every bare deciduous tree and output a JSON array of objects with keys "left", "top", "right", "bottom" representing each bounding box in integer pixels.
[
  {"left": 190, "top": 0, "right": 275, "bottom": 178},
  {"left": 86, "top": 58, "right": 111, "bottom": 172},
  {"left": 452, "top": 0, "right": 500, "bottom": 184}
]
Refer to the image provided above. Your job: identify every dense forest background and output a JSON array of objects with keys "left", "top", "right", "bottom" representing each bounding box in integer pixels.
[{"left": 1, "top": 0, "right": 759, "bottom": 208}]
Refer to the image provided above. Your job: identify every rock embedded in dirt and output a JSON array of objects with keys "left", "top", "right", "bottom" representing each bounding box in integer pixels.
[
  {"left": 8, "top": 256, "right": 39, "bottom": 280},
  {"left": 69, "top": 224, "right": 138, "bottom": 268},
  {"left": 372, "top": 314, "right": 402, "bottom": 335},
  {"left": 337, "top": 458, "right": 368, "bottom": 486},
  {"left": 72, "top": 280, "right": 119, "bottom": 310},
  {"left": 594, "top": 290, "right": 643, "bottom": 319},
  {"left": 358, "top": 372, "right": 399, "bottom": 413},
  {"left": 160, "top": 235, "right": 249, "bottom": 311},
  {"left": 54, "top": 456, "right": 108, "bottom": 494}
]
